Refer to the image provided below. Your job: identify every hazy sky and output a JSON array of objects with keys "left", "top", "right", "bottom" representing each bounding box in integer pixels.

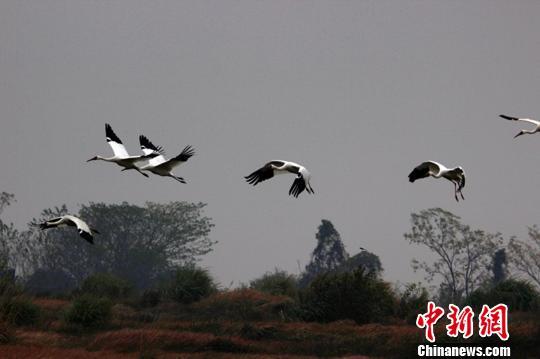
[{"left": 1, "top": 1, "right": 540, "bottom": 287}]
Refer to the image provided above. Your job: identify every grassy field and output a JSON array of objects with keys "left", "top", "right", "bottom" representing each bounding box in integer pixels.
[{"left": 0, "top": 292, "right": 538, "bottom": 358}]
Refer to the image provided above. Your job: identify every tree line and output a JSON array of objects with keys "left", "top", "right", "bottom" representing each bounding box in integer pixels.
[
  {"left": 0, "top": 192, "right": 215, "bottom": 293},
  {"left": 1, "top": 190, "right": 539, "bottom": 312}
]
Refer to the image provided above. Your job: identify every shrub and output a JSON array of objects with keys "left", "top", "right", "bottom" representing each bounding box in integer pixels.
[
  {"left": 64, "top": 294, "right": 112, "bottom": 328},
  {"left": 250, "top": 269, "right": 298, "bottom": 298},
  {"left": 0, "top": 321, "right": 14, "bottom": 343},
  {"left": 299, "top": 268, "right": 396, "bottom": 324},
  {"left": 397, "top": 283, "right": 429, "bottom": 324},
  {"left": 467, "top": 279, "right": 540, "bottom": 312},
  {"left": 25, "top": 268, "right": 77, "bottom": 296},
  {"left": 1, "top": 296, "right": 41, "bottom": 326},
  {"left": 79, "top": 273, "right": 132, "bottom": 300},
  {"left": 192, "top": 289, "right": 296, "bottom": 321},
  {"left": 240, "top": 323, "right": 279, "bottom": 340},
  {"left": 140, "top": 289, "right": 161, "bottom": 308},
  {"left": 0, "top": 276, "right": 21, "bottom": 298},
  {"left": 163, "top": 266, "right": 216, "bottom": 304}
]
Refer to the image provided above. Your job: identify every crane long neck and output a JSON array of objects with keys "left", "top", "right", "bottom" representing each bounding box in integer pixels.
[{"left": 96, "top": 155, "right": 116, "bottom": 162}]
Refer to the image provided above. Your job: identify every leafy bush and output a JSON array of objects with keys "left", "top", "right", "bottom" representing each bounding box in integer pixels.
[
  {"left": 0, "top": 276, "right": 21, "bottom": 298},
  {"left": 192, "top": 289, "right": 296, "bottom": 321},
  {"left": 64, "top": 294, "right": 112, "bottom": 328},
  {"left": 0, "top": 320, "right": 14, "bottom": 343},
  {"left": 299, "top": 268, "right": 396, "bottom": 324},
  {"left": 163, "top": 266, "right": 216, "bottom": 304},
  {"left": 240, "top": 323, "right": 279, "bottom": 340},
  {"left": 25, "top": 268, "right": 77, "bottom": 296},
  {"left": 397, "top": 283, "right": 429, "bottom": 324},
  {"left": 467, "top": 279, "right": 540, "bottom": 312},
  {"left": 79, "top": 273, "right": 132, "bottom": 300},
  {"left": 250, "top": 269, "right": 298, "bottom": 298},
  {"left": 1, "top": 297, "right": 41, "bottom": 326},
  {"left": 140, "top": 289, "right": 161, "bottom": 308}
]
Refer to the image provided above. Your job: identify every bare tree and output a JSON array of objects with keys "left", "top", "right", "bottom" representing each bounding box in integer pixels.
[
  {"left": 404, "top": 208, "right": 503, "bottom": 304},
  {"left": 0, "top": 192, "right": 18, "bottom": 271},
  {"left": 508, "top": 226, "right": 540, "bottom": 287}
]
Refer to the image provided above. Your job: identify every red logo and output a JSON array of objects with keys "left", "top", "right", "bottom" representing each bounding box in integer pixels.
[
  {"left": 446, "top": 304, "right": 474, "bottom": 339},
  {"left": 478, "top": 304, "right": 509, "bottom": 341},
  {"left": 416, "top": 302, "right": 509, "bottom": 342},
  {"left": 416, "top": 301, "right": 445, "bottom": 343}
]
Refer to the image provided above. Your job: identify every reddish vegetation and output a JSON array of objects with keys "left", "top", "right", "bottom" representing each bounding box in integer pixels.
[
  {"left": 14, "top": 330, "right": 69, "bottom": 347},
  {"left": 0, "top": 293, "right": 537, "bottom": 358},
  {"left": 32, "top": 298, "right": 69, "bottom": 312},
  {"left": 90, "top": 329, "right": 255, "bottom": 353},
  {"left": 0, "top": 345, "right": 137, "bottom": 359},
  {"left": 195, "top": 289, "right": 293, "bottom": 311}
]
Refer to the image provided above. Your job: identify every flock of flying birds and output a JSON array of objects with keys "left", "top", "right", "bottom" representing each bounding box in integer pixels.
[{"left": 39, "top": 114, "right": 540, "bottom": 244}]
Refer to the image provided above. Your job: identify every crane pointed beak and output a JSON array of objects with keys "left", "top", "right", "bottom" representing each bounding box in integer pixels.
[
  {"left": 87, "top": 156, "right": 98, "bottom": 162},
  {"left": 514, "top": 132, "right": 523, "bottom": 139}
]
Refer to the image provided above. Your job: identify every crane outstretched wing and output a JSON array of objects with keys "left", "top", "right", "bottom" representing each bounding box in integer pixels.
[
  {"left": 289, "top": 176, "right": 306, "bottom": 198},
  {"left": 105, "top": 124, "right": 129, "bottom": 158},
  {"left": 245, "top": 162, "right": 275, "bottom": 186},
  {"left": 408, "top": 161, "right": 441, "bottom": 182},
  {"left": 154, "top": 145, "right": 195, "bottom": 171},
  {"left": 500, "top": 114, "right": 540, "bottom": 126},
  {"left": 139, "top": 135, "right": 167, "bottom": 166}
]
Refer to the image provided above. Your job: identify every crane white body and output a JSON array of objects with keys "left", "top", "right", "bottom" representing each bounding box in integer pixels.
[
  {"left": 87, "top": 124, "right": 157, "bottom": 177},
  {"left": 408, "top": 160, "right": 466, "bottom": 202},
  {"left": 39, "top": 215, "right": 98, "bottom": 244},
  {"left": 137, "top": 135, "right": 195, "bottom": 183},
  {"left": 245, "top": 160, "right": 314, "bottom": 198},
  {"left": 500, "top": 114, "right": 540, "bottom": 138}
]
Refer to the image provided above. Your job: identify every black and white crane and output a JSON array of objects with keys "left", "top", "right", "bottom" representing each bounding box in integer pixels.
[
  {"left": 138, "top": 135, "right": 195, "bottom": 183},
  {"left": 245, "top": 160, "right": 314, "bottom": 198},
  {"left": 408, "top": 161, "right": 466, "bottom": 201},
  {"left": 87, "top": 124, "right": 157, "bottom": 177},
  {"left": 500, "top": 114, "right": 540, "bottom": 138},
  {"left": 39, "top": 215, "right": 99, "bottom": 244}
]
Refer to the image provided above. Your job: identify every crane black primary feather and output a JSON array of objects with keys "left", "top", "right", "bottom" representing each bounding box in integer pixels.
[
  {"left": 245, "top": 164, "right": 274, "bottom": 185},
  {"left": 139, "top": 135, "right": 165, "bottom": 155},
  {"left": 78, "top": 230, "right": 94, "bottom": 244},
  {"left": 289, "top": 177, "right": 306, "bottom": 198},
  {"left": 499, "top": 114, "right": 518, "bottom": 121},
  {"left": 105, "top": 123, "right": 123, "bottom": 144},
  {"left": 408, "top": 163, "right": 432, "bottom": 182},
  {"left": 172, "top": 145, "right": 195, "bottom": 162}
]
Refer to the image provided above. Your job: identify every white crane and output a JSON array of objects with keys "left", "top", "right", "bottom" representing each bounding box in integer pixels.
[
  {"left": 39, "top": 215, "right": 99, "bottom": 244},
  {"left": 245, "top": 160, "right": 314, "bottom": 198},
  {"left": 87, "top": 124, "right": 158, "bottom": 177},
  {"left": 137, "top": 135, "right": 195, "bottom": 183},
  {"left": 500, "top": 114, "right": 540, "bottom": 138},
  {"left": 408, "top": 161, "right": 466, "bottom": 201}
]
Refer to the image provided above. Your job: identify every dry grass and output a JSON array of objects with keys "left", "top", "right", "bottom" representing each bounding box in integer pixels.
[
  {"left": 201, "top": 289, "right": 291, "bottom": 305},
  {"left": 14, "top": 330, "right": 71, "bottom": 347},
  {"left": 0, "top": 345, "right": 137, "bottom": 358},
  {"left": 90, "top": 328, "right": 257, "bottom": 353},
  {"left": 156, "top": 353, "right": 328, "bottom": 359},
  {"left": 32, "top": 298, "right": 70, "bottom": 312},
  {"left": 4, "top": 296, "right": 538, "bottom": 358},
  {"left": 191, "top": 289, "right": 294, "bottom": 321},
  {"left": 0, "top": 320, "right": 15, "bottom": 343}
]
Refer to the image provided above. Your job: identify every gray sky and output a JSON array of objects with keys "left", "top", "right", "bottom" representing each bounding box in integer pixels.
[{"left": 1, "top": 1, "right": 540, "bottom": 287}]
